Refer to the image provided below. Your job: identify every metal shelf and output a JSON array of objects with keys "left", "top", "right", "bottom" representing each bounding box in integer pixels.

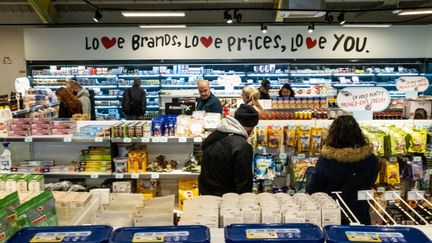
[
  {"left": 160, "top": 74, "right": 201, "bottom": 77},
  {"left": 31, "top": 75, "right": 74, "bottom": 79},
  {"left": 11, "top": 103, "right": 59, "bottom": 116},
  {"left": 33, "top": 85, "right": 62, "bottom": 89},
  {"left": 118, "top": 85, "right": 160, "bottom": 88},
  {"left": 123, "top": 171, "right": 199, "bottom": 179},
  {"left": 203, "top": 73, "right": 246, "bottom": 77},
  {"left": 94, "top": 95, "right": 118, "bottom": 99},
  {"left": 75, "top": 75, "right": 117, "bottom": 78},
  {"left": 290, "top": 73, "right": 332, "bottom": 77},
  {"left": 332, "top": 83, "right": 376, "bottom": 87},
  {"left": 2, "top": 136, "right": 110, "bottom": 143},
  {"left": 83, "top": 85, "right": 117, "bottom": 88},
  {"left": 376, "top": 73, "right": 419, "bottom": 76},
  {"left": 118, "top": 74, "right": 159, "bottom": 78},
  {"left": 147, "top": 95, "right": 158, "bottom": 98},
  {"left": 0, "top": 171, "right": 197, "bottom": 179},
  {"left": 333, "top": 73, "right": 375, "bottom": 76},
  {"left": 111, "top": 137, "right": 203, "bottom": 144},
  {"left": 95, "top": 106, "right": 119, "bottom": 109},
  {"left": 1, "top": 171, "right": 112, "bottom": 178},
  {"left": 247, "top": 73, "right": 289, "bottom": 77}
]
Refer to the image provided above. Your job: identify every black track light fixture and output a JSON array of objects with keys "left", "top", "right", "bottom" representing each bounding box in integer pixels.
[
  {"left": 93, "top": 9, "right": 102, "bottom": 22},
  {"left": 325, "top": 11, "right": 334, "bottom": 24},
  {"left": 234, "top": 10, "right": 242, "bottom": 23},
  {"left": 337, "top": 12, "right": 345, "bottom": 25},
  {"left": 224, "top": 10, "right": 233, "bottom": 24},
  {"left": 261, "top": 23, "right": 267, "bottom": 34},
  {"left": 308, "top": 23, "right": 314, "bottom": 33}
]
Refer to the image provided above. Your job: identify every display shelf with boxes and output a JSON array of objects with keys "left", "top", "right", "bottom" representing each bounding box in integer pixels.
[{"left": 26, "top": 59, "right": 432, "bottom": 120}]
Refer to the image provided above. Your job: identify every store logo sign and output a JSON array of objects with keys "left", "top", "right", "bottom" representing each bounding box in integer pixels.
[
  {"left": 83, "top": 33, "right": 370, "bottom": 54},
  {"left": 165, "top": 102, "right": 195, "bottom": 115}
]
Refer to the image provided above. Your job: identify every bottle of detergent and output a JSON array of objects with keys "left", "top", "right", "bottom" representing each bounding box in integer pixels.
[{"left": 0, "top": 142, "right": 11, "bottom": 171}]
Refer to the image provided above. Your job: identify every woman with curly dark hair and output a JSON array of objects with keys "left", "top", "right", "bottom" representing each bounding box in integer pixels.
[
  {"left": 307, "top": 115, "right": 379, "bottom": 225},
  {"left": 56, "top": 87, "right": 83, "bottom": 118}
]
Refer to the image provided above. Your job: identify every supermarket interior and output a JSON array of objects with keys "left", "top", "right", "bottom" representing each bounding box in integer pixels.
[{"left": 2, "top": 0, "right": 432, "bottom": 242}]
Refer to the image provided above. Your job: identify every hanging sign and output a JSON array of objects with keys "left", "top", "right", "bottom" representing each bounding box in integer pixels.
[
  {"left": 337, "top": 87, "right": 390, "bottom": 112},
  {"left": 23, "top": 26, "right": 430, "bottom": 60},
  {"left": 396, "top": 77, "right": 429, "bottom": 92}
]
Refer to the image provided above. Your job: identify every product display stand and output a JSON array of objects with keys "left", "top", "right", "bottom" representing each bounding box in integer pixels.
[
  {"left": 391, "top": 191, "right": 429, "bottom": 225},
  {"left": 332, "top": 191, "right": 361, "bottom": 225}
]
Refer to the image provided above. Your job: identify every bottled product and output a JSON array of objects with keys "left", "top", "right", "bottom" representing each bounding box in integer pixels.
[
  {"left": 0, "top": 107, "right": 12, "bottom": 137},
  {"left": 0, "top": 142, "right": 11, "bottom": 171},
  {"left": 18, "top": 93, "right": 24, "bottom": 110}
]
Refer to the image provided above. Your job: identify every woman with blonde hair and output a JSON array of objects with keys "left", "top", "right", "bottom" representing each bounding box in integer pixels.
[
  {"left": 242, "top": 85, "right": 263, "bottom": 113},
  {"left": 55, "top": 87, "right": 83, "bottom": 118}
]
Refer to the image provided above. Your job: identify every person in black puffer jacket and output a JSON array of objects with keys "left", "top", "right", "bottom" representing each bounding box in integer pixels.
[
  {"left": 199, "top": 104, "right": 259, "bottom": 196},
  {"left": 307, "top": 115, "right": 379, "bottom": 225}
]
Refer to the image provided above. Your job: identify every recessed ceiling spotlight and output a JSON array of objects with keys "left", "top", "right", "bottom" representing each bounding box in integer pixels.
[
  {"left": 337, "top": 12, "right": 345, "bottom": 25},
  {"left": 93, "top": 9, "right": 102, "bottom": 22},
  {"left": 224, "top": 10, "right": 233, "bottom": 24},
  {"left": 234, "top": 10, "right": 242, "bottom": 23},
  {"left": 261, "top": 23, "right": 268, "bottom": 34},
  {"left": 325, "top": 11, "right": 334, "bottom": 24},
  {"left": 308, "top": 23, "right": 314, "bottom": 33}
]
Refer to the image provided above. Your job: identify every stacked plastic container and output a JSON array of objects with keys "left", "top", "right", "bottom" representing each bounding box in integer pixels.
[
  {"left": 324, "top": 225, "right": 432, "bottom": 243},
  {"left": 225, "top": 223, "right": 325, "bottom": 243},
  {"left": 7, "top": 225, "right": 112, "bottom": 243},
  {"left": 110, "top": 225, "right": 210, "bottom": 243}
]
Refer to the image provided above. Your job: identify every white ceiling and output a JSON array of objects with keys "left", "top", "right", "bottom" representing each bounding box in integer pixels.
[{"left": 0, "top": 0, "right": 431, "bottom": 26}]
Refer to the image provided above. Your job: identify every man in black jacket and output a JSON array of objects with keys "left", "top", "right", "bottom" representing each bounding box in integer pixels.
[
  {"left": 199, "top": 104, "right": 259, "bottom": 196},
  {"left": 122, "top": 77, "right": 146, "bottom": 120}
]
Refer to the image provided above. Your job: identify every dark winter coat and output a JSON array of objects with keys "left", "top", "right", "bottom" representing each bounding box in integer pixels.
[
  {"left": 307, "top": 145, "right": 379, "bottom": 225},
  {"left": 196, "top": 93, "right": 223, "bottom": 114},
  {"left": 58, "top": 102, "right": 76, "bottom": 118},
  {"left": 198, "top": 116, "right": 253, "bottom": 196},
  {"left": 122, "top": 84, "right": 146, "bottom": 116}
]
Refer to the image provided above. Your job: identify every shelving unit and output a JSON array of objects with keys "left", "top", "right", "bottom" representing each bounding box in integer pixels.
[
  {"left": 11, "top": 102, "right": 59, "bottom": 117},
  {"left": 26, "top": 60, "right": 432, "bottom": 119}
]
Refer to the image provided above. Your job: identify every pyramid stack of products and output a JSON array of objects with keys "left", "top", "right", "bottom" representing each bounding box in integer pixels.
[
  {"left": 9, "top": 118, "right": 75, "bottom": 136},
  {"left": 111, "top": 112, "right": 220, "bottom": 138},
  {"left": 113, "top": 146, "right": 148, "bottom": 174},
  {"left": 77, "top": 146, "right": 112, "bottom": 173},
  {"left": 179, "top": 192, "right": 340, "bottom": 228},
  {"left": 0, "top": 190, "right": 58, "bottom": 242}
]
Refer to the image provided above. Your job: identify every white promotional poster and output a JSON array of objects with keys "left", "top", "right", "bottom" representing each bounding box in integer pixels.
[
  {"left": 23, "top": 26, "right": 430, "bottom": 60},
  {"left": 337, "top": 87, "right": 391, "bottom": 112}
]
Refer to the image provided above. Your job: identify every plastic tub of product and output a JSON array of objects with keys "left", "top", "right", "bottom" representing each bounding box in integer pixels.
[
  {"left": 7, "top": 225, "right": 112, "bottom": 243},
  {"left": 225, "top": 223, "right": 324, "bottom": 243},
  {"left": 110, "top": 225, "right": 210, "bottom": 243},
  {"left": 113, "top": 157, "right": 128, "bottom": 173},
  {"left": 323, "top": 225, "right": 432, "bottom": 243}
]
